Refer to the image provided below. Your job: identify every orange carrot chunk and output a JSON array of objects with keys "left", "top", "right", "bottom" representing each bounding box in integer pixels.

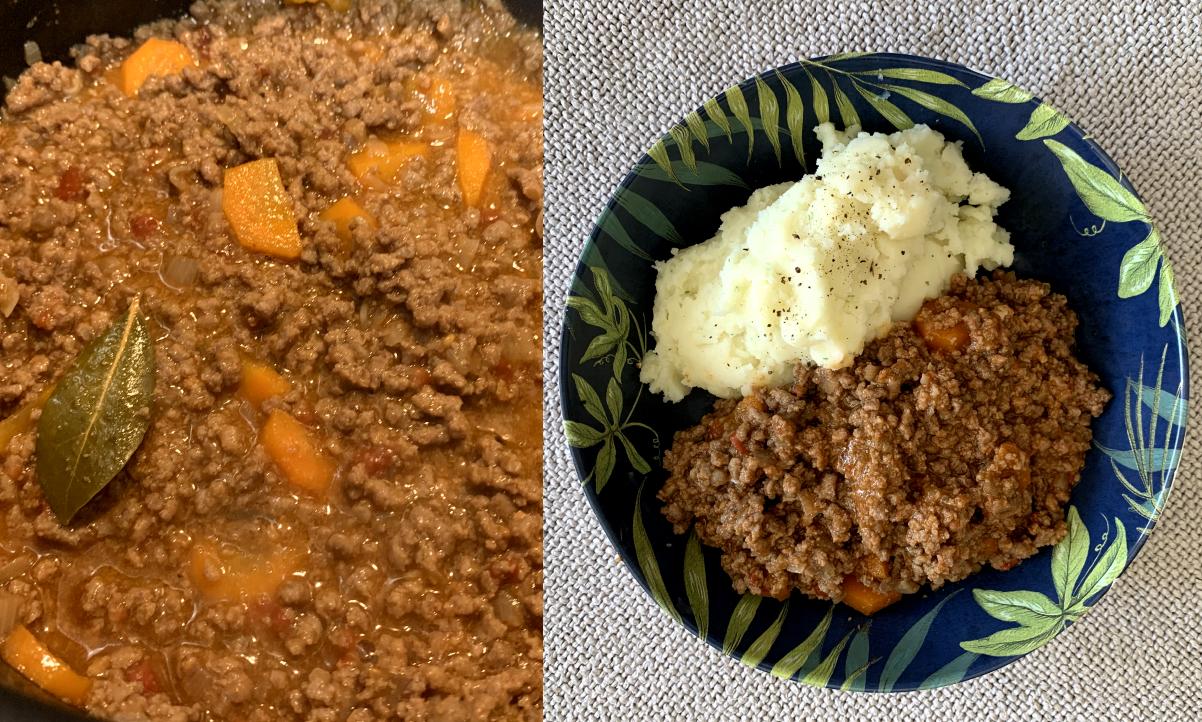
[
  {"left": 914, "top": 317, "right": 970, "bottom": 353},
  {"left": 318, "top": 197, "right": 378, "bottom": 248},
  {"left": 425, "top": 76, "right": 457, "bottom": 122},
  {"left": 187, "top": 540, "right": 306, "bottom": 602},
  {"left": 1, "top": 626, "right": 92, "bottom": 706},
  {"left": 239, "top": 359, "right": 292, "bottom": 408},
  {"left": 841, "top": 576, "right": 902, "bottom": 616},
  {"left": 457, "top": 129, "right": 492, "bottom": 207},
  {"left": 347, "top": 138, "right": 428, "bottom": 187},
  {"left": 117, "top": 38, "right": 194, "bottom": 96},
  {"left": 260, "top": 410, "right": 335, "bottom": 496},
  {"left": 222, "top": 159, "right": 302, "bottom": 260}
]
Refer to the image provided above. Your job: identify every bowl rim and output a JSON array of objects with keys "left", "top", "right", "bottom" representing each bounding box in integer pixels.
[{"left": 558, "top": 51, "right": 1190, "bottom": 691}]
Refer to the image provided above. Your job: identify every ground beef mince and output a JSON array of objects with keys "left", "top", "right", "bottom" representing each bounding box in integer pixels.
[
  {"left": 659, "top": 273, "right": 1109, "bottom": 606},
  {"left": 0, "top": 1, "right": 542, "bottom": 720}
]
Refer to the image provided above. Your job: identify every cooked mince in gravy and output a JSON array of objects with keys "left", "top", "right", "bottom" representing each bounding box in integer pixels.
[
  {"left": 660, "top": 273, "right": 1109, "bottom": 612},
  {"left": 0, "top": 1, "right": 542, "bottom": 720}
]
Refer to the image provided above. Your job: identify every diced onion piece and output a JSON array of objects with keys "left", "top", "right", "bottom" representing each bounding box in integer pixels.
[
  {"left": 0, "top": 556, "right": 34, "bottom": 584},
  {"left": 1, "top": 625, "right": 92, "bottom": 705},
  {"left": 0, "top": 593, "right": 21, "bottom": 639},
  {"left": 23, "top": 42, "right": 41, "bottom": 66},
  {"left": 160, "top": 255, "right": 199, "bottom": 289},
  {"left": 0, "top": 274, "right": 18, "bottom": 317}
]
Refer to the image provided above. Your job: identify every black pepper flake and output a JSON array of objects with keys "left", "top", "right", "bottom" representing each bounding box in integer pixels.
[{"left": 904, "top": 158, "right": 912, "bottom": 164}]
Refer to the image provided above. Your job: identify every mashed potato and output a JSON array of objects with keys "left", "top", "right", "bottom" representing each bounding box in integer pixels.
[{"left": 641, "top": 123, "right": 1013, "bottom": 402}]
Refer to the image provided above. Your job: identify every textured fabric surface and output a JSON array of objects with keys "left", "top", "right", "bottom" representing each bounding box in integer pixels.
[{"left": 542, "top": 1, "right": 1202, "bottom": 720}]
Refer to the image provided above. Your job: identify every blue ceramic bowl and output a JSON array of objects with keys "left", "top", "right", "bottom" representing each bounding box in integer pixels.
[{"left": 559, "top": 53, "right": 1188, "bottom": 691}]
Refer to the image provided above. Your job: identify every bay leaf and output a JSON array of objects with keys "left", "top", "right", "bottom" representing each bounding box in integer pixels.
[{"left": 36, "top": 298, "right": 156, "bottom": 523}]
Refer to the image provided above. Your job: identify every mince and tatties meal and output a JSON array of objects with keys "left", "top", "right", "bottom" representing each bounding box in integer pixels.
[
  {"left": 644, "top": 124, "right": 1109, "bottom": 615},
  {"left": 0, "top": 1, "right": 542, "bottom": 720}
]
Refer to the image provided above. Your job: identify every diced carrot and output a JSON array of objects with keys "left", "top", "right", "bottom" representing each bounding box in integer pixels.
[
  {"left": 347, "top": 138, "right": 429, "bottom": 187},
  {"left": 239, "top": 358, "right": 292, "bottom": 409},
  {"left": 0, "top": 386, "right": 54, "bottom": 452},
  {"left": 426, "top": 77, "right": 457, "bottom": 122},
  {"left": 260, "top": 410, "right": 336, "bottom": 496},
  {"left": 841, "top": 576, "right": 902, "bottom": 616},
  {"left": 456, "top": 129, "right": 492, "bottom": 207},
  {"left": 117, "top": 38, "right": 194, "bottom": 97},
  {"left": 914, "top": 317, "right": 969, "bottom": 353},
  {"left": 318, "top": 197, "right": 378, "bottom": 248},
  {"left": 188, "top": 539, "right": 306, "bottom": 603},
  {"left": 222, "top": 159, "right": 302, "bottom": 260},
  {"left": 1, "top": 626, "right": 92, "bottom": 706},
  {"left": 405, "top": 75, "right": 457, "bottom": 124}
]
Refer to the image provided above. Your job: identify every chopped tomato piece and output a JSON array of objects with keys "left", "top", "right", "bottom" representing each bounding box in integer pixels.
[{"left": 730, "top": 434, "right": 748, "bottom": 455}]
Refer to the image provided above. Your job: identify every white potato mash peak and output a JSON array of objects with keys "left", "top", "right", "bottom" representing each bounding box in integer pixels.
[{"left": 641, "top": 123, "right": 1014, "bottom": 401}]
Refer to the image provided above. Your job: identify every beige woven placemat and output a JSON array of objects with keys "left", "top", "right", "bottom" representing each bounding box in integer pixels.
[{"left": 542, "top": 1, "right": 1202, "bottom": 720}]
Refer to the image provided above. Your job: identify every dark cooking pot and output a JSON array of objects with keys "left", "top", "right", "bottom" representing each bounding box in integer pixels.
[{"left": 0, "top": 0, "right": 540, "bottom": 719}]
